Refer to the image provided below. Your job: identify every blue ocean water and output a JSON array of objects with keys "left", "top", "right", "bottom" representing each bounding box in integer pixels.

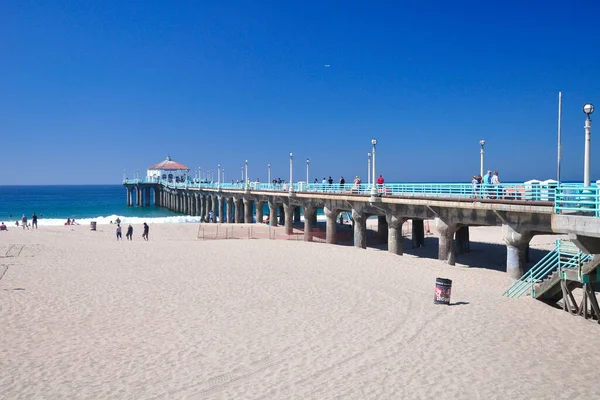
[{"left": 0, "top": 185, "right": 187, "bottom": 225}]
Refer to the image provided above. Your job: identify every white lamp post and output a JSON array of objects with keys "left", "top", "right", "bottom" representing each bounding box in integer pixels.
[
  {"left": 217, "top": 164, "right": 221, "bottom": 189},
  {"left": 240, "top": 166, "right": 243, "bottom": 183},
  {"left": 123, "top": 169, "right": 126, "bottom": 181},
  {"left": 370, "top": 139, "right": 378, "bottom": 196},
  {"left": 289, "top": 152, "right": 294, "bottom": 194},
  {"left": 584, "top": 103, "right": 595, "bottom": 187},
  {"left": 222, "top": 168, "right": 225, "bottom": 184},
  {"left": 479, "top": 139, "right": 485, "bottom": 177},
  {"left": 199, "top": 167, "right": 202, "bottom": 181},
  {"left": 245, "top": 160, "right": 249, "bottom": 190},
  {"left": 367, "top": 153, "right": 371, "bottom": 185},
  {"left": 306, "top": 158, "right": 309, "bottom": 186},
  {"left": 268, "top": 164, "right": 271, "bottom": 186}
]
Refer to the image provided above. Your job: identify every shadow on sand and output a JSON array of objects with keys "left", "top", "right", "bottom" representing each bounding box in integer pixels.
[{"left": 314, "top": 222, "right": 551, "bottom": 274}]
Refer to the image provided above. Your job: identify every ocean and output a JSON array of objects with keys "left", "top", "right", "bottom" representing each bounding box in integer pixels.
[{"left": 0, "top": 185, "right": 197, "bottom": 226}]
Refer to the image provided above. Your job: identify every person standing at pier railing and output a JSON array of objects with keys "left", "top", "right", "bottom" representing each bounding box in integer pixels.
[
  {"left": 491, "top": 171, "right": 503, "bottom": 199},
  {"left": 482, "top": 170, "right": 492, "bottom": 198},
  {"left": 377, "top": 175, "right": 385, "bottom": 194}
]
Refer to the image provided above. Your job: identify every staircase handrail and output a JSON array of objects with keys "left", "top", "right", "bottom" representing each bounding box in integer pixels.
[{"left": 504, "top": 242, "right": 560, "bottom": 298}]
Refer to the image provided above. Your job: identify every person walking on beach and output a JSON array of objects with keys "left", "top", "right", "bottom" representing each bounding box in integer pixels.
[
  {"left": 126, "top": 224, "right": 133, "bottom": 240},
  {"left": 209, "top": 210, "right": 215, "bottom": 223},
  {"left": 142, "top": 223, "right": 149, "bottom": 241},
  {"left": 31, "top": 213, "right": 38, "bottom": 229},
  {"left": 116, "top": 224, "right": 122, "bottom": 241},
  {"left": 21, "top": 214, "right": 29, "bottom": 230}
]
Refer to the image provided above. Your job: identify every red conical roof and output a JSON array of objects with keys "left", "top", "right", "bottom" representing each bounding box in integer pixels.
[{"left": 148, "top": 155, "right": 190, "bottom": 170}]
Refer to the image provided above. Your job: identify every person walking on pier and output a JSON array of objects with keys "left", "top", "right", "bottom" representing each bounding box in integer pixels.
[
  {"left": 491, "top": 171, "right": 503, "bottom": 199},
  {"left": 339, "top": 176, "right": 345, "bottom": 191},
  {"left": 126, "top": 224, "right": 133, "bottom": 240},
  {"left": 116, "top": 224, "right": 122, "bottom": 241},
  {"left": 482, "top": 170, "right": 492, "bottom": 198},
  {"left": 31, "top": 213, "right": 38, "bottom": 229},
  {"left": 142, "top": 223, "right": 149, "bottom": 241}
]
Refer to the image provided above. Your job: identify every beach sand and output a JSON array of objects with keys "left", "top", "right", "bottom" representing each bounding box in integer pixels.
[{"left": 1, "top": 223, "right": 599, "bottom": 399}]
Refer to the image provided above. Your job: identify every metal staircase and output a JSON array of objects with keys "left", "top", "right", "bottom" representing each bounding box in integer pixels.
[
  {"left": 504, "top": 240, "right": 592, "bottom": 299},
  {"left": 504, "top": 239, "right": 600, "bottom": 322}
]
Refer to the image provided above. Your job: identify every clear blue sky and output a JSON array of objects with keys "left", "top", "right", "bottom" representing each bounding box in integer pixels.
[{"left": 2, "top": 1, "right": 599, "bottom": 184}]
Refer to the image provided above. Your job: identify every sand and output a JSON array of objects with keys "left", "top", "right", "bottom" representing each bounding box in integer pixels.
[{"left": 1, "top": 223, "right": 599, "bottom": 399}]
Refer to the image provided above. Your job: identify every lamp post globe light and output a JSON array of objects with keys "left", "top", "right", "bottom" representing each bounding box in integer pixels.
[
  {"left": 583, "top": 103, "right": 595, "bottom": 187},
  {"left": 479, "top": 139, "right": 486, "bottom": 177},
  {"left": 245, "top": 160, "right": 249, "bottom": 190},
  {"left": 289, "top": 152, "right": 294, "bottom": 194},
  {"left": 370, "top": 139, "right": 378, "bottom": 196}
]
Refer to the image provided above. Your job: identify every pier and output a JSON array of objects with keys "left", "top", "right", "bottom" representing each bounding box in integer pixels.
[{"left": 123, "top": 180, "right": 600, "bottom": 280}]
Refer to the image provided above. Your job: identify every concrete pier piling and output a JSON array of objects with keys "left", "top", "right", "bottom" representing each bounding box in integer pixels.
[
  {"left": 503, "top": 225, "right": 533, "bottom": 279},
  {"left": 435, "top": 218, "right": 458, "bottom": 265},
  {"left": 352, "top": 209, "right": 367, "bottom": 249},
  {"left": 386, "top": 215, "right": 405, "bottom": 255}
]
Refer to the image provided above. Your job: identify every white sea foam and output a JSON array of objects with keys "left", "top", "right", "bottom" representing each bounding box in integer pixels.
[
  {"left": 34, "top": 215, "right": 202, "bottom": 227},
  {"left": 30, "top": 214, "right": 328, "bottom": 227}
]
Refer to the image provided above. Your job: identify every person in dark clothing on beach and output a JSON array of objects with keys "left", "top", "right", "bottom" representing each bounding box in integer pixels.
[
  {"left": 142, "top": 223, "right": 149, "bottom": 241},
  {"left": 126, "top": 224, "right": 133, "bottom": 240},
  {"left": 32, "top": 213, "right": 38, "bottom": 229}
]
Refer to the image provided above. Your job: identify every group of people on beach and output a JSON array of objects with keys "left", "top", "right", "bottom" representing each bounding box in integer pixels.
[
  {"left": 116, "top": 222, "right": 149, "bottom": 241},
  {"left": 9, "top": 213, "right": 39, "bottom": 230},
  {"left": 472, "top": 170, "right": 503, "bottom": 199}
]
